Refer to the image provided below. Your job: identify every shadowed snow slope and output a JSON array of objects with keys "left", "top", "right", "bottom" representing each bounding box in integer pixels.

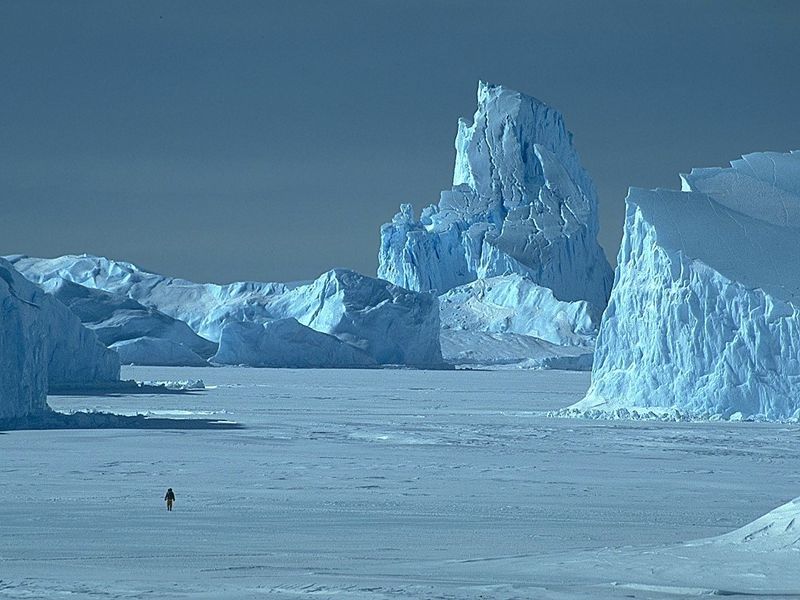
[
  {"left": 39, "top": 278, "right": 216, "bottom": 366},
  {"left": 710, "top": 495, "right": 800, "bottom": 550},
  {"left": 575, "top": 149, "right": 800, "bottom": 420},
  {"left": 212, "top": 318, "right": 376, "bottom": 368},
  {"left": 378, "top": 82, "right": 612, "bottom": 309},
  {"left": 8, "top": 255, "right": 442, "bottom": 367},
  {"left": 0, "top": 258, "right": 119, "bottom": 418}
]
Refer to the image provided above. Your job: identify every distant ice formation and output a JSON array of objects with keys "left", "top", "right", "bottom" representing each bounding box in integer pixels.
[
  {"left": 40, "top": 279, "right": 216, "bottom": 366},
  {"left": 8, "top": 255, "right": 443, "bottom": 368},
  {"left": 572, "top": 150, "right": 800, "bottom": 420},
  {"left": 212, "top": 318, "right": 376, "bottom": 368},
  {"left": 440, "top": 331, "right": 593, "bottom": 371},
  {"left": 439, "top": 274, "right": 599, "bottom": 347},
  {"left": 378, "top": 81, "right": 612, "bottom": 306},
  {"left": 0, "top": 258, "right": 119, "bottom": 419}
]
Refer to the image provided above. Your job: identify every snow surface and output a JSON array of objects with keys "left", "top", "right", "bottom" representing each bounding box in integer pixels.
[
  {"left": 576, "top": 150, "right": 800, "bottom": 420},
  {"left": 7, "top": 255, "right": 443, "bottom": 368},
  {"left": 378, "top": 82, "right": 612, "bottom": 308},
  {"left": 212, "top": 318, "right": 376, "bottom": 368},
  {"left": 3, "top": 366, "right": 800, "bottom": 598},
  {"left": 0, "top": 258, "right": 118, "bottom": 419}
]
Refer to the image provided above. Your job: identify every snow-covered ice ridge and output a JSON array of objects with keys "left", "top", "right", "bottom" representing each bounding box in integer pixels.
[
  {"left": 8, "top": 254, "right": 443, "bottom": 368},
  {"left": 0, "top": 258, "right": 119, "bottom": 419},
  {"left": 571, "top": 150, "right": 800, "bottom": 421},
  {"left": 439, "top": 274, "right": 600, "bottom": 348},
  {"left": 39, "top": 278, "right": 216, "bottom": 367},
  {"left": 378, "top": 81, "right": 613, "bottom": 309}
]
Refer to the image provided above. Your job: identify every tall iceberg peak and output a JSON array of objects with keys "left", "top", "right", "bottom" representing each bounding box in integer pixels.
[
  {"left": 379, "top": 81, "right": 613, "bottom": 309},
  {"left": 573, "top": 149, "right": 800, "bottom": 421}
]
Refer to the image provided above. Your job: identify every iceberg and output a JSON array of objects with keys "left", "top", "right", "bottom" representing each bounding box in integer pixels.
[
  {"left": 439, "top": 274, "right": 599, "bottom": 347},
  {"left": 39, "top": 278, "right": 216, "bottom": 366},
  {"left": 0, "top": 258, "right": 119, "bottom": 419},
  {"left": 8, "top": 255, "right": 443, "bottom": 368},
  {"left": 110, "top": 337, "right": 210, "bottom": 367},
  {"left": 440, "top": 331, "right": 593, "bottom": 370},
  {"left": 212, "top": 319, "right": 376, "bottom": 368},
  {"left": 0, "top": 259, "right": 49, "bottom": 418},
  {"left": 574, "top": 150, "right": 800, "bottom": 420},
  {"left": 378, "top": 82, "right": 613, "bottom": 309}
]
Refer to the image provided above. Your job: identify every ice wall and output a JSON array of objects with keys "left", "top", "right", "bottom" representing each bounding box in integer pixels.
[
  {"left": 9, "top": 255, "right": 443, "bottom": 368},
  {"left": 212, "top": 319, "right": 376, "bottom": 368},
  {"left": 378, "top": 82, "right": 613, "bottom": 308},
  {"left": 575, "top": 150, "right": 800, "bottom": 420},
  {"left": 0, "top": 258, "right": 119, "bottom": 418},
  {"left": 0, "top": 259, "right": 48, "bottom": 419}
]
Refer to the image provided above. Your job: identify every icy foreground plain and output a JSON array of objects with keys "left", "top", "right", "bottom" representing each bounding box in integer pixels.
[{"left": 2, "top": 367, "right": 800, "bottom": 599}]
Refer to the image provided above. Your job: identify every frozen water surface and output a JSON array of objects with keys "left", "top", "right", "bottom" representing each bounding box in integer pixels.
[{"left": 2, "top": 367, "right": 800, "bottom": 598}]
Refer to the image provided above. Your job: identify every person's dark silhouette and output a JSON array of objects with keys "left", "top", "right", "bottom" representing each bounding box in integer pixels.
[{"left": 164, "top": 488, "right": 176, "bottom": 511}]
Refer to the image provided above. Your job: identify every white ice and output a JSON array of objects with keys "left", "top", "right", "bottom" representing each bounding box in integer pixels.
[{"left": 2, "top": 367, "right": 800, "bottom": 598}]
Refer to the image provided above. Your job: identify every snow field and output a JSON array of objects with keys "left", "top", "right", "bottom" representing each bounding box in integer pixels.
[{"left": 2, "top": 367, "right": 800, "bottom": 598}]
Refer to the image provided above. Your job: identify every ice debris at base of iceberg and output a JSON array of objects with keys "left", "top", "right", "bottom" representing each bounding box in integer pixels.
[
  {"left": 0, "top": 258, "right": 119, "bottom": 419},
  {"left": 136, "top": 379, "right": 205, "bottom": 391},
  {"left": 212, "top": 318, "right": 376, "bottom": 368},
  {"left": 570, "top": 149, "right": 800, "bottom": 421},
  {"left": 549, "top": 406, "right": 800, "bottom": 423},
  {"left": 378, "top": 82, "right": 613, "bottom": 309},
  {"left": 7, "top": 255, "right": 443, "bottom": 368}
]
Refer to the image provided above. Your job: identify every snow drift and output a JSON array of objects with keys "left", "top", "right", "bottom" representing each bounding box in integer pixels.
[
  {"left": 8, "top": 255, "right": 443, "bottom": 368},
  {"left": 573, "top": 150, "right": 800, "bottom": 420},
  {"left": 0, "top": 258, "right": 119, "bottom": 419},
  {"left": 378, "top": 81, "right": 613, "bottom": 308}
]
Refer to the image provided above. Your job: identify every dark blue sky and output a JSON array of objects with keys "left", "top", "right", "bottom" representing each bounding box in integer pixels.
[{"left": 2, "top": 1, "right": 798, "bottom": 283}]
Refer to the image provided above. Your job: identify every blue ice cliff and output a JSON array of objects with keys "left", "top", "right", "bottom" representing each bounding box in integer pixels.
[
  {"left": 0, "top": 258, "right": 119, "bottom": 419},
  {"left": 570, "top": 150, "right": 800, "bottom": 420}
]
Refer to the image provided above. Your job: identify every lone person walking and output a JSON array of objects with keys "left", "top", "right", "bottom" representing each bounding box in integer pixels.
[{"left": 164, "top": 487, "right": 176, "bottom": 511}]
